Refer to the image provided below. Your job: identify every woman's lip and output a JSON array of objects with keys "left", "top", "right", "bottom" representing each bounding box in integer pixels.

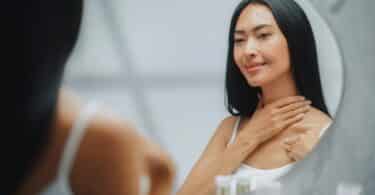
[{"left": 245, "top": 63, "right": 266, "bottom": 73}]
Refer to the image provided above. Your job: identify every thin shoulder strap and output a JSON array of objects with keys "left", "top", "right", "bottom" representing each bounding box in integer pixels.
[
  {"left": 228, "top": 117, "right": 241, "bottom": 145},
  {"left": 57, "top": 101, "right": 98, "bottom": 179},
  {"left": 319, "top": 121, "right": 332, "bottom": 137}
]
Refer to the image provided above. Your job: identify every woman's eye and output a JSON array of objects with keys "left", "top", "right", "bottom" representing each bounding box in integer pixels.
[
  {"left": 258, "top": 33, "right": 271, "bottom": 40},
  {"left": 234, "top": 39, "right": 245, "bottom": 44}
]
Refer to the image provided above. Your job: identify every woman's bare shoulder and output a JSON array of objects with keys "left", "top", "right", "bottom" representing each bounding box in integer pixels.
[
  {"left": 196, "top": 115, "right": 238, "bottom": 156},
  {"left": 59, "top": 88, "right": 140, "bottom": 144},
  {"left": 215, "top": 115, "right": 238, "bottom": 141},
  {"left": 17, "top": 89, "right": 142, "bottom": 195},
  {"left": 58, "top": 88, "right": 141, "bottom": 151},
  {"left": 306, "top": 107, "right": 332, "bottom": 124},
  {"left": 289, "top": 107, "right": 332, "bottom": 133},
  {"left": 219, "top": 115, "right": 238, "bottom": 129},
  {"left": 78, "top": 106, "right": 141, "bottom": 157},
  {"left": 72, "top": 109, "right": 143, "bottom": 194}
]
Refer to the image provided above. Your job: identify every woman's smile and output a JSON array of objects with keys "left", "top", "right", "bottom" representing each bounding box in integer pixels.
[{"left": 244, "top": 62, "right": 267, "bottom": 73}]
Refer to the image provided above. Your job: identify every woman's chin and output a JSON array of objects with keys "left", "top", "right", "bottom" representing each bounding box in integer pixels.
[{"left": 246, "top": 79, "right": 266, "bottom": 87}]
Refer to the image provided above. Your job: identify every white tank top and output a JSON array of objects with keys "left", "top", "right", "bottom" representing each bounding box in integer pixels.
[
  {"left": 227, "top": 117, "right": 330, "bottom": 189},
  {"left": 39, "top": 102, "right": 98, "bottom": 195}
]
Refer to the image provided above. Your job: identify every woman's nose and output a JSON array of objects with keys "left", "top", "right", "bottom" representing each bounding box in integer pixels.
[{"left": 244, "top": 40, "right": 259, "bottom": 58}]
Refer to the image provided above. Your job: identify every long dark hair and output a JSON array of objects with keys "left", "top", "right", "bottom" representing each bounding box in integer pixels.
[
  {"left": 225, "top": 0, "right": 330, "bottom": 117},
  {"left": 3, "top": 0, "right": 83, "bottom": 194}
]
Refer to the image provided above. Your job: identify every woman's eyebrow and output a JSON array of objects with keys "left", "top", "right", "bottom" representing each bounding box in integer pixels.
[
  {"left": 235, "top": 24, "right": 273, "bottom": 35},
  {"left": 252, "top": 24, "right": 272, "bottom": 32},
  {"left": 234, "top": 30, "right": 246, "bottom": 35}
]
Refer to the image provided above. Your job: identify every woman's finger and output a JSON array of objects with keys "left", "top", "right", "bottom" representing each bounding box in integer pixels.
[
  {"left": 282, "top": 143, "right": 293, "bottom": 151},
  {"left": 286, "top": 150, "right": 298, "bottom": 161},
  {"left": 287, "top": 150, "right": 303, "bottom": 161},
  {"left": 277, "top": 100, "right": 311, "bottom": 114},
  {"left": 270, "top": 96, "right": 305, "bottom": 108},
  {"left": 279, "top": 105, "right": 310, "bottom": 120},
  {"left": 280, "top": 113, "right": 305, "bottom": 129},
  {"left": 283, "top": 135, "right": 301, "bottom": 145}
]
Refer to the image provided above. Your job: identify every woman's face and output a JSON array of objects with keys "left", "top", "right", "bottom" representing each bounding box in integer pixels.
[{"left": 233, "top": 3, "right": 292, "bottom": 87}]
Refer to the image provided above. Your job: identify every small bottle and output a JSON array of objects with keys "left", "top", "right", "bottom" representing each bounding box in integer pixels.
[
  {"left": 235, "top": 175, "right": 252, "bottom": 195},
  {"left": 215, "top": 175, "right": 232, "bottom": 195}
]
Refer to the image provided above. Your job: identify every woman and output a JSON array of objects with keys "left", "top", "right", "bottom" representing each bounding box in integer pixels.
[
  {"left": 3, "top": 0, "right": 175, "bottom": 195},
  {"left": 177, "top": 0, "right": 332, "bottom": 194}
]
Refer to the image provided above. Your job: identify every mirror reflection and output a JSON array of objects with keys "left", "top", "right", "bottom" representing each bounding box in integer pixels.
[
  {"left": 177, "top": 0, "right": 343, "bottom": 194},
  {"left": 63, "top": 0, "right": 344, "bottom": 194}
]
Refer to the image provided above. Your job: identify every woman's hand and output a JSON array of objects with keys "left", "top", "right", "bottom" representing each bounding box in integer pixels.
[
  {"left": 221, "top": 96, "right": 311, "bottom": 176},
  {"left": 236, "top": 96, "right": 312, "bottom": 146},
  {"left": 140, "top": 137, "right": 176, "bottom": 195},
  {"left": 281, "top": 129, "right": 319, "bottom": 161}
]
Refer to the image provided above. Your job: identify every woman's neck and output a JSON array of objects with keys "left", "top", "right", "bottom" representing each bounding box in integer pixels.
[{"left": 260, "top": 72, "right": 299, "bottom": 106}]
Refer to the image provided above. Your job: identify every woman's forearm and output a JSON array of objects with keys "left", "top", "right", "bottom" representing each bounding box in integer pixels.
[
  {"left": 177, "top": 138, "right": 259, "bottom": 195},
  {"left": 219, "top": 137, "right": 259, "bottom": 174}
]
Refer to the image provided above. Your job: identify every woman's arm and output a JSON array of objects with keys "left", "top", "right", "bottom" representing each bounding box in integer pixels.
[
  {"left": 177, "top": 96, "right": 311, "bottom": 195},
  {"left": 69, "top": 113, "right": 175, "bottom": 195},
  {"left": 176, "top": 116, "right": 259, "bottom": 195},
  {"left": 139, "top": 136, "right": 176, "bottom": 195}
]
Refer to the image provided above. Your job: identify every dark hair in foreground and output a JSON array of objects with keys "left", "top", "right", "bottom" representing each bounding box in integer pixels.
[
  {"left": 2, "top": 0, "right": 83, "bottom": 194},
  {"left": 225, "top": 0, "right": 330, "bottom": 117}
]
